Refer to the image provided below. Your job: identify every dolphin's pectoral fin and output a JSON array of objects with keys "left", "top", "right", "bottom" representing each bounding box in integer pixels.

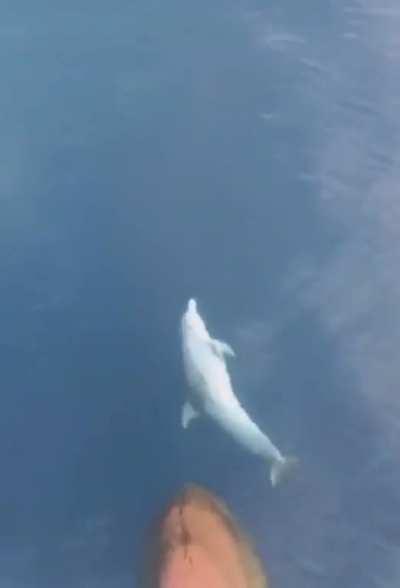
[
  {"left": 182, "top": 401, "right": 199, "bottom": 429},
  {"left": 219, "top": 340, "right": 235, "bottom": 357},
  {"left": 210, "top": 339, "right": 236, "bottom": 359}
]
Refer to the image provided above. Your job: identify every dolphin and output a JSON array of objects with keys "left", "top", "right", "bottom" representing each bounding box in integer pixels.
[{"left": 181, "top": 298, "right": 298, "bottom": 486}]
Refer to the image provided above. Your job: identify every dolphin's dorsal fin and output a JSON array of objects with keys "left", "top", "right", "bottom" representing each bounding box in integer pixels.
[
  {"left": 210, "top": 339, "right": 236, "bottom": 360},
  {"left": 182, "top": 401, "right": 199, "bottom": 429}
]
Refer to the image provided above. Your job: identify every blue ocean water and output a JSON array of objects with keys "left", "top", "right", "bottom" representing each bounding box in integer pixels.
[{"left": 1, "top": 1, "right": 399, "bottom": 587}]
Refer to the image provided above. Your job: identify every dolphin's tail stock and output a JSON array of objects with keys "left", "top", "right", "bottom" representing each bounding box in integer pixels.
[{"left": 269, "top": 455, "right": 299, "bottom": 487}]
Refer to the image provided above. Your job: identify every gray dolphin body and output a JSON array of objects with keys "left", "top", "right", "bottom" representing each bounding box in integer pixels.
[{"left": 181, "top": 299, "right": 297, "bottom": 486}]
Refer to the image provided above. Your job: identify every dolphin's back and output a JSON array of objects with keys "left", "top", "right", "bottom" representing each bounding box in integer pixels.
[{"left": 183, "top": 332, "right": 236, "bottom": 404}]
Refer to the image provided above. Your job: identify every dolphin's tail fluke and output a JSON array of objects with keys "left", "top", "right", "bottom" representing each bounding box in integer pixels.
[{"left": 270, "top": 455, "right": 299, "bottom": 487}]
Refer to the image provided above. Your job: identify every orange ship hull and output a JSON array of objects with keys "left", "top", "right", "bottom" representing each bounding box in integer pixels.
[{"left": 142, "top": 484, "right": 268, "bottom": 588}]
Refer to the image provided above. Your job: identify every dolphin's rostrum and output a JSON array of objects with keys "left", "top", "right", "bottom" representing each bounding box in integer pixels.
[{"left": 181, "top": 298, "right": 298, "bottom": 486}]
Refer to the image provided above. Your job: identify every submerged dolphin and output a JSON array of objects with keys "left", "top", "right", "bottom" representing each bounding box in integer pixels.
[{"left": 181, "top": 299, "right": 298, "bottom": 486}]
